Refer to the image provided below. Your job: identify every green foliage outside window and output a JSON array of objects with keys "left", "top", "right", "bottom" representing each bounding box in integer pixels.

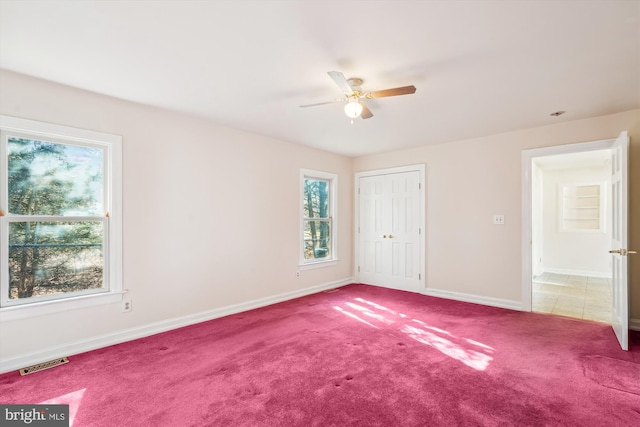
[
  {"left": 6, "top": 137, "right": 104, "bottom": 300},
  {"left": 303, "top": 178, "right": 331, "bottom": 260}
]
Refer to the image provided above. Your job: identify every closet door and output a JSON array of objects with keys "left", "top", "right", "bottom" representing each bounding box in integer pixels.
[{"left": 358, "top": 170, "right": 421, "bottom": 293}]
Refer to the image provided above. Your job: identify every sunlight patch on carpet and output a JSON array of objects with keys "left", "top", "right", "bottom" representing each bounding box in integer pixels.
[
  {"left": 465, "top": 338, "right": 494, "bottom": 351},
  {"left": 345, "top": 302, "right": 394, "bottom": 325},
  {"left": 401, "top": 324, "right": 493, "bottom": 371},
  {"left": 39, "top": 388, "right": 86, "bottom": 426},
  {"left": 333, "top": 306, "right": 379, "bottom": 329},
  {"left": 355, "top": 297, "right": 408, "bottom": 318},
  {"left": 336, "top": 297, "right": 494, "bottom": 371}
]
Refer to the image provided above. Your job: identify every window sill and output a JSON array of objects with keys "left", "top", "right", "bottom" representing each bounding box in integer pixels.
[
  {"left": 299, "top": 259, "right": 338, "bottom": 271},
  {"left": 0, "top": 291, "right": 125, "bottom": 322}
]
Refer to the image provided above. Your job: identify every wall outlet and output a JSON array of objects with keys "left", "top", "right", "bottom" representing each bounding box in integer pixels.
[
  {"left": 493, "top": 215, "right": 505, "bottom": 225},
  {"left": 122, "top": 298, "right": 132, "bottom": 313},
  {"left": 295, "top": 271, "right": 300, "bottom": 279}
]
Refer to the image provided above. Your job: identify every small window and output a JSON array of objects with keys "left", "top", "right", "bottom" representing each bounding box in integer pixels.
[
  {"left": 301, "top": 169, "right": 337, "bottom": 267},
  {"left": 560, "top": 183, "right": 604, "bottom": 231},
  {"left": 1, "top": 115, "right": 122, "bottom": 318}
]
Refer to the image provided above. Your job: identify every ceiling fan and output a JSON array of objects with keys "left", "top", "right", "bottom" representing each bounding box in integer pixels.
[{"left": 300, "top": 71, "right": 417, "bottom": 121}]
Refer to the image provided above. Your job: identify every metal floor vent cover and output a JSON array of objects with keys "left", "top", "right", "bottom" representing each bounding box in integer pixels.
[
  {"left": 19, "top": 357, "right": 69, "bottom": 376},
  {"left": 322, "top": 288, "right": 340, "bottom": 293}
]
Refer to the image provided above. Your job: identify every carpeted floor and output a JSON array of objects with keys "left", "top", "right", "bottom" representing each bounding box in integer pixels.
[{"left": 1, "top": 284, "right": 639, "bottom": 426}]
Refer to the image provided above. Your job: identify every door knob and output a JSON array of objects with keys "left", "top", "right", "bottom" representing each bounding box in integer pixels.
[
  {"left": 609, "top": 249, "right": 638, "bottom": 256},
  {"left": 379, "top": 235, "right": 387, "bottom": 239},
  {"left": 388, "top": 234, "right": 394, "bottom": 239}
]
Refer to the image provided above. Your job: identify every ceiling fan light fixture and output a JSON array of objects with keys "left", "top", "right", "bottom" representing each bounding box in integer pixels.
[
  {"left": 300, "top": 71, "right": 416, "bottom": 122},
  {"left": 344, "top": 99, "right": 363, "bottom": 118}
]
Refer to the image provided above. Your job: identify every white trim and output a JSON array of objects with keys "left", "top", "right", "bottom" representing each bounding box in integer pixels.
[
  {"left": 0, "top": 115, "right": 121, "bottom": 146},
  {"left": 355, "top": 164, "right": 425, "bottom": 178},
  {"left": 354, "top": 164, "right": 426, "bottom": 291},
  {"left": 0, "top": 291, "right": 125, "bottom": 322},
  {"left": 629, "top": 318, "right": 640, "bottom": 332},
  {"left": 299, "top": 259, "right": 338, "bottom": 270},
  {"left": 423, "top": 288, "right": 522, "bottom": 311},
  {"left": 521, "top": 138, "right": 616, "bottom": 312},
  {"left": 0, "top": 277, "right": 353, "bottom": 374},
  {"left": 541, "top": 267, "right": 611, "bottom": 279}
]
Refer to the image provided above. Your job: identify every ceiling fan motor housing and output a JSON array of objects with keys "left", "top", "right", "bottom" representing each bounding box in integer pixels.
[{"left": 347, "top": 78, "right": 363, "bottom": 94}]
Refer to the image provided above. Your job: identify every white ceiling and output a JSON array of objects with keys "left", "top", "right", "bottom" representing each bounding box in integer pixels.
[{"left": 1, "top": 0, "right": 638, "bottom": 157}]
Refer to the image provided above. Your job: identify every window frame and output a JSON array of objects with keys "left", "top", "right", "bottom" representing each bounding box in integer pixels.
[
  {"left": 0, "top": 115, "right": 123, "bottom": 321},
  {"left": 300, "top": 169, "right": 338, "bottom": 269}
]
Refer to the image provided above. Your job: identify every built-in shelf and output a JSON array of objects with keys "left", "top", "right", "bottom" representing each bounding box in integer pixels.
[{"left": 560, "top": 184, "right": 602, "bottom": 231}]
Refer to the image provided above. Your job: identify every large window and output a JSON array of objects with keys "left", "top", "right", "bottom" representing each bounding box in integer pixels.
[
  {"left": 0, "top": 116, "right": 122, "bottom": 319},
  {"left": 301, "top": 169, "right": 337, "bottom": 267}
]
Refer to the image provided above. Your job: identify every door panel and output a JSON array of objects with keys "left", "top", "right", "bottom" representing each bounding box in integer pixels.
[
  {"left": 359, "top": 171, "right": 421, "bottom": 292},
  {"left": 610, "top": 131, "right": 629, "bottom": 350}
]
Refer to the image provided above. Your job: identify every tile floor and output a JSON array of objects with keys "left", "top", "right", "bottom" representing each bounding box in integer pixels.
[{"left": 532, "top": 272, "right": 611, "bottom": 323}]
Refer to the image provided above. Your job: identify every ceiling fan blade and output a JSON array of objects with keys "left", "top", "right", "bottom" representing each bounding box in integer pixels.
[
  {"left": 367, "top": 85, "right": 416, "bottom": 99},
  {"left": 360, "top": 102, "right": 373, "bottom": 119},
  {"left": 328, "top": 71, "right": 354, "bottom": 94},
  {"left": 299, "top": 98, "right": 345, "bottom": 108}
]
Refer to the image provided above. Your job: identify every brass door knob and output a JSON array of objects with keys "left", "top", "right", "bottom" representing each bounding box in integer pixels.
[{"left": 609, "top": 249, "right": 638, "bottom": 256}]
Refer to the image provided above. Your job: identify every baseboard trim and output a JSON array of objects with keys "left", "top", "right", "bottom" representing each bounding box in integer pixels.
[
  {"left": 0, "top": 278, "right": 353, "bottom": 374},
  {"left": 542, "top": 268, "right": 611, "bottom": 279},
  {"left": 630, "top": 318, "right": 640, "bottom": 332},
  {"left": 423, "top": 288, "right": 522, "bottom": 311}
]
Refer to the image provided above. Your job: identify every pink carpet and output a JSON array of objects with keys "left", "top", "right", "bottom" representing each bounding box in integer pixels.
[{"left": 1, "top": 284, "right": 639, "bottom": 426}]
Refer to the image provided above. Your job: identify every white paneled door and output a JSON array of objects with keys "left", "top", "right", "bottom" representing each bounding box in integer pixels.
[
  {"left": 358, "top": 170, "right": 422, "bottom": 292},
  {"left": 610, "top": 131, "right": 632, "bottom": 351}
]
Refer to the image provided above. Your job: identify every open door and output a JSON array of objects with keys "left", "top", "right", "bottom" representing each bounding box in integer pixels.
[{"left": 610, "top": 131, "right": 633, "bottom": 350}]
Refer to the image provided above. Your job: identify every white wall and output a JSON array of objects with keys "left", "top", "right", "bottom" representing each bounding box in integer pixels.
[
  {"left": 0, "top": 70, "right": 353, "bottom": 368},
  {"left": 541, "top": 166, "right": 611, "bottom": 277},
  {"left": 353, "top": 109, "right": 640, "bottom": 318}
]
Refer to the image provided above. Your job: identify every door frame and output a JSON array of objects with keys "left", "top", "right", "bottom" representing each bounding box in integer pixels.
[
  {"left": 521, "top": 138, "right": 616, "bottom": 311},
  {"left": 354, "top": 164, "right": 426, "bottom": 292}
]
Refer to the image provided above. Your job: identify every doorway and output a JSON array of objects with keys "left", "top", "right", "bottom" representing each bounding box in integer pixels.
[
  {"left": 521, "top": 132, "right": 631, "bottom": 350},
  {"left": 531, "top": 150, "right": 612, "bottom": 323},
  {"left": 355, "top": 165, "right": 425, "bottom": 293}
]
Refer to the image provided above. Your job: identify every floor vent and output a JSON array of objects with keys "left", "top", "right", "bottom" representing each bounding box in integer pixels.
[
  {"left": 323, "top": 288, "right": 340, "bottom": 293},
  {"left": 19, "top": 357, "right": 69, "bottom": 376}
]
